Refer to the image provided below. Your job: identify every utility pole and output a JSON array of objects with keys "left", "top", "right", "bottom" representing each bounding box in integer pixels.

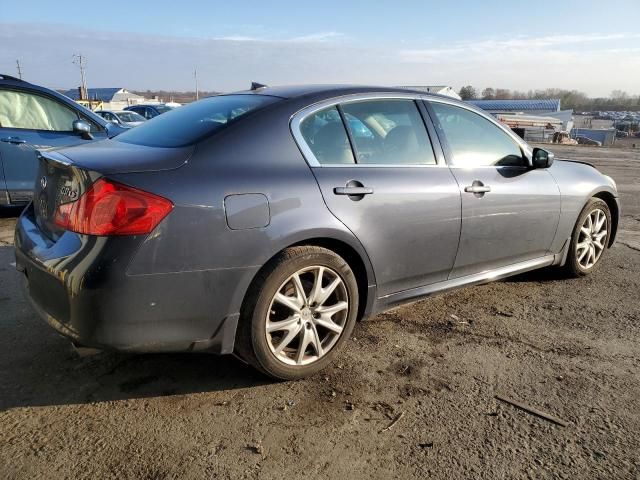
[
  {"left": 16, "top": 59, "right": 22, "bottom": 80},
  {"left": 73, "top": 54, "right": 88, "bottom": 100},
  {"left": 194, "top": 67, "right": 199, "bottom": 101}
]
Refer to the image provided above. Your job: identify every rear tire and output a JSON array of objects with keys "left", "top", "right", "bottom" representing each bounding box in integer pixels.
[
  {"left": 235, "top": 246, "right": 359, "bottom": 380},
  {"left": 564, "top": 198, "right": 611, "bottom": 277}
]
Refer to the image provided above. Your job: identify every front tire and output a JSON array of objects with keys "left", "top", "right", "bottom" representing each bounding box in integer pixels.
[
  {"left": 564, "top": 198, "right": 611, "bottom": 277},
  {"left": 235, "top": 246, "right": 359, "bottom": 380}
]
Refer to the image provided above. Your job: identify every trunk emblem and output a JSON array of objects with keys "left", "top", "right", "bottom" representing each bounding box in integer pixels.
[{"left": 40, "top": 176, "right": 47, "bottom": 190}]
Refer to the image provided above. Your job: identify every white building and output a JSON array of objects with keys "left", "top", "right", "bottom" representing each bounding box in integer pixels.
[{"left": 63, "top": 88, "right": 151, "bottom": 110}]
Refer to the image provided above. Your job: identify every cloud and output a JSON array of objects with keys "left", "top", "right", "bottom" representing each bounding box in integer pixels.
[
  {"left": 213, "top": 31, "right": 345, "bottom": 43},
  {"left": 400, "top": 32, "right": 640, "bottom": 62},
  {"left": 1, "top": 23, "right": 638, "bottom": 97}
]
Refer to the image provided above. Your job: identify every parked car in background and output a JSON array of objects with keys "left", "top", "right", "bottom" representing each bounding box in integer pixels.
[
  {"left": 0, "top": 74, "right": 125, "bottom": 206},
  {"left": 15, "top": 85, "right": 619, "bottom": 380},
  {"left": 124, "top": 104, "right": 176, "bottom": 120},
  {"left": 575, "top": 135, "right": 602, "bottom": 146},
  {"left": 95, "top": 110, "right": 146, "bottom": 128}
]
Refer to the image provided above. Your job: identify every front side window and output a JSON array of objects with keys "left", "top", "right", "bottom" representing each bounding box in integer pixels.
[
  {"left": 299, "top": 106, "right": 355, "bottom": 164},
  {"left": 116, "top": 94, "right": 279, "bottom": 147},
  {"left": 0, "top": 89, "right": 79, "bottom": 131},
  {"left": 341, "top": 100, "right": 436, "bottom": 165},
  {"left": 430, "top": 102, "right": 525, "bottom": 167}
]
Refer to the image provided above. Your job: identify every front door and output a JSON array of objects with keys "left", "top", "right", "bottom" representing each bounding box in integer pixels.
[
  {"left": 0, "top": 88, "right": 106, "bottom": 203},
  {"left": 427, "top": 100, "right": 561, "bottom": 278},
  {"left": 295, "top": 98, "right": 462, "bottom": 296}
]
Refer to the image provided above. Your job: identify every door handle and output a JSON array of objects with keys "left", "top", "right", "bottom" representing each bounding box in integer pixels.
[
  {"left": 1, "top": 137, "right": 26, "bottom": 145},
  {"left": 334, "top": 186, "right": 374, "bottom": 196},
  {"left": 464, "top": 181, "right": 491, "bottom": 194}
]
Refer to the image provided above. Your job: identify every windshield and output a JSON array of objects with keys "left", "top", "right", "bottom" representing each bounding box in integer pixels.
[
  {"left": 116, "top": 95, "right": 280, "bottom": 147},
  {"left": 116, "top": 111, "right": 145, "bottom": 122}
]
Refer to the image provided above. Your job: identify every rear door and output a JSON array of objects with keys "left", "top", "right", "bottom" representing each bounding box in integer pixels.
[
  {"left": 0, "top": 87, "right": 106, "bottom": 203},
  {"left": 425, "top": 100, "right": 561, "bottom": 278},
  {"left": 293, "top": 96, "right": 461, "bottom": 296}
]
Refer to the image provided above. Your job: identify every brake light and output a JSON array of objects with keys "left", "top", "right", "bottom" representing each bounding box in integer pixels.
[{"left": 54, "top": 178, "right": 173, "bottom": 236}]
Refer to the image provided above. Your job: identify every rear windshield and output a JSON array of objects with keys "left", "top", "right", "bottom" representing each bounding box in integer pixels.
[
  {"left": 116, "top": 94, "right": 279, "bottom": 147},
  {"left": 154, "top": 105, "right": 174, "bottom": 114},
  {"left": 117, "top": 111, "right": 145, "bottom": 122}
]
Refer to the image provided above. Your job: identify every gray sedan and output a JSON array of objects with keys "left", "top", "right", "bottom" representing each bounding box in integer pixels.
[{"left": 15, "top": 85, "right": 619, "bottom": 379}]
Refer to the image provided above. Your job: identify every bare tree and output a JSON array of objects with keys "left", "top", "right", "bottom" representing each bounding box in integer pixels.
[
  {"left": 458, "top": 85, "right": 477, "bottom": 100},
  {"left": 494, "top": 89, "right": 512, "bottom": 100},
  {"left": 611, "top": 90, "right": 629, "bottom": 101},
  {"left": 481, "top": 88, "right": 495, "bottom": 100}
]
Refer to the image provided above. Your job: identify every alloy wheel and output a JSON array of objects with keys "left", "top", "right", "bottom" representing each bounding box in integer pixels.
[
  {"left": 576, "top": 208, "right": 608, "bottom": 269},
  {"left": 265, "top": 266, "right": 349, "bottom": 366}
]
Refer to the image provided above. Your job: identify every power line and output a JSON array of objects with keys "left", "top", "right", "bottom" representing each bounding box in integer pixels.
[{"left": 194, "top": 67, "right": 199, "bottom": 101}]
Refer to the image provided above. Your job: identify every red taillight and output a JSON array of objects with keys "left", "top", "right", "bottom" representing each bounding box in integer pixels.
[{"left": 54, "top": 178, "right": 174, "bottom": 236}]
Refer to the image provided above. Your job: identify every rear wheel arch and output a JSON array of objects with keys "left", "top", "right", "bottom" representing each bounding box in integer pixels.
[
  {"left": 240, "top": 236, "right": 374, "bottom": 325},
  {"left": 592, "top": 191, "right": 618, "bottom": 246},
  {"left": 289, "top": 237, "right": 372, "bottom": 321}
]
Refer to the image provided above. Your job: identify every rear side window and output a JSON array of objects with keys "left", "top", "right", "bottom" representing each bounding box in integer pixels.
[
  {"left": 430, "top": 102, "right": 525, "bottom": 167},
  {"left": 300, "top": 107, "right": 355, "bottom": 164},
  {"left": 341, "top": 100, "right": 436, "bottom": 165},
  {"left": 116, "top": 95, "right": 279, "bottom": 147},
  {"left": 0, "top": 89, "right": 79, "bottom": 131}
]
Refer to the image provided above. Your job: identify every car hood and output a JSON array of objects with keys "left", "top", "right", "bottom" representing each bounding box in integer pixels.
[
  {"left": 556, "top": 158, "right": 596, "bottom": 169},
  {"left": 51, "top": 139, "right": 195, "bottom": 174}
]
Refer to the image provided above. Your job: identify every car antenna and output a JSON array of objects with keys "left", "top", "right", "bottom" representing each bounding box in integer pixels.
[{"left": 250, "top": 82, "right": 267, "bottom": 91}]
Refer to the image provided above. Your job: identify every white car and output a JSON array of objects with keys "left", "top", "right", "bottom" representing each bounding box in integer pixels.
[{"left": 95, "top": 110, "right": 146, "bottom": 128}]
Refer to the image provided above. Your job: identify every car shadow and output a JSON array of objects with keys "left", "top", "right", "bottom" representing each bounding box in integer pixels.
[
  {"left": 0, "top": 205, "right": 24, "bottom": 218},
  {"left": 0, "top": 245, "right": 272, "bottom": 411},
  {"left": 504, "top": 266, "right": 569, "bottom": 283}
]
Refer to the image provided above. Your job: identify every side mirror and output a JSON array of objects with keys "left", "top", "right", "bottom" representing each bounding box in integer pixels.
[
  {"left": 532, "top": 147, "right": 554, "bottom": 168},
  {"left": 73, "top": 119, "right": 93, "bottom": 140}
]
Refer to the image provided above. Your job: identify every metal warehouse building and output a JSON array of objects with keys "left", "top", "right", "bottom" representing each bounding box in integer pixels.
[
  {"left": 468, "top": 99, "right": 562, "bottom": 114},
  {"left": 469, "top": 99, "right": 575, "bottom": 143},
  {"left": 63, "top": 87, "right": 146, "bottom": 110}
]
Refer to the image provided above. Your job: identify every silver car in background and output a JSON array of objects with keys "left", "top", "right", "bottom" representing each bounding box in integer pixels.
[{"left": 95, "top": 110, "right": 146, "bottom": 128}]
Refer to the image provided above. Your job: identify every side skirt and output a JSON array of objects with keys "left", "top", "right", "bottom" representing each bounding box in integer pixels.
[{"left": 375, "top": 255, "right": 556, "bottom": 312}]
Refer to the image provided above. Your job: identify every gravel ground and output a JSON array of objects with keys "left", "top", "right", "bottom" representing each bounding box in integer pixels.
[{"left": 1, "top": 144, "right": 639, "bottom": 479}]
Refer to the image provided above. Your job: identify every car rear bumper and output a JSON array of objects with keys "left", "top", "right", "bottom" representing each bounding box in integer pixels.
[{"left": 15, "top": 205, "right": 253, "bottom": 354}]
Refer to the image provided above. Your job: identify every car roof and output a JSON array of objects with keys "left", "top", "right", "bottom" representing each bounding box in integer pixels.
[
  {"left": 127, "top": 104, "right": 167, "bottom": 108},
  {"left": 0, "top": 74, "right": 110, "bottom": 128},
  {"left": 0, "top": 74, "right": 28, "bottom": 85},
  {"left": 231, "top": 84, "right": 465, "bottom": 106}
]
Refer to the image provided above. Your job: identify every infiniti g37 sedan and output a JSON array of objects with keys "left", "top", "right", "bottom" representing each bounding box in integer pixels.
[{"left": 15, "top": 85, "right": 619, "bottom": 379}]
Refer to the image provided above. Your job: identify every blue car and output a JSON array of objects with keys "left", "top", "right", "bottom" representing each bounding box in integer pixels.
[{"left": 0, "top": 74, "right": 124, "bottom": 206}]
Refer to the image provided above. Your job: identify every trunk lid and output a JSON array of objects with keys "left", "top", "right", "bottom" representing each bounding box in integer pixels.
[
  {"left": 33, "top": 141, "right": 190, "bottom": 240},
  {"left": 33, "top": 151, "right": 98, "bottom": 240},
  {"left": 52, "top": 139, "right": 194, "bottom": 174}
]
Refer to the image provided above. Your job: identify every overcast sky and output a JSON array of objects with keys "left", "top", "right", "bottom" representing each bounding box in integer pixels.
[{"left": 2, "top": 0, "right": 639, "bottom": 97}]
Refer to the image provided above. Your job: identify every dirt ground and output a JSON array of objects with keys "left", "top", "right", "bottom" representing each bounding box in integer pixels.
[{"left": 1, "top": 144, "right": 639, "bottom": 479}]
